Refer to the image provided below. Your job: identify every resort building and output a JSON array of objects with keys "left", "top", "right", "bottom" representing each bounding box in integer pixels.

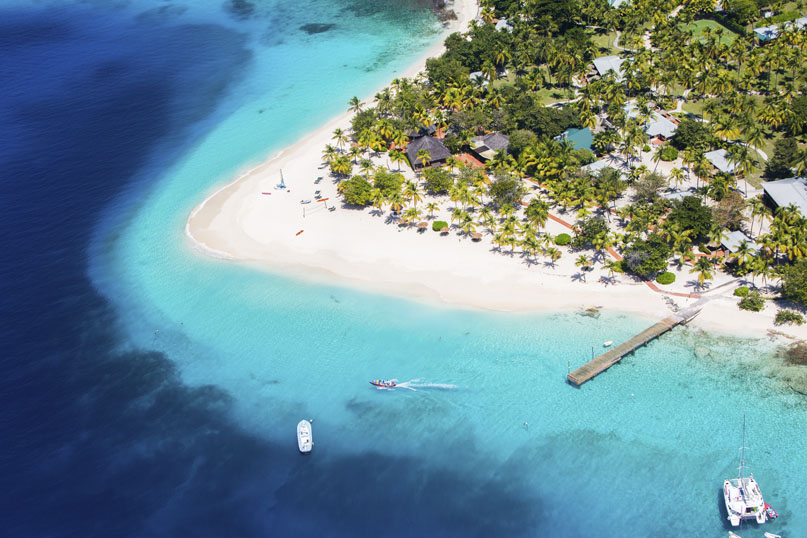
[
  {"left": 624, "top": 103, "right": 678, "bottom": 142},
  {"left": 645, "top": 113, "right": 678, "bottom": 141},
  {"left": 406, "top": 135, "right": 450, "bottom": 168},
  {"left": 754, "top": 16, "right": 807, "bottom": 42},
  {"left": 468, "top": 71, "right": 489, "bottom": 88},
  {"left": 582, "top": 157, "right": 628, "bottom": 178},
  {"left": 495, "top": 18, "right": 514, "bottom": 32},
  {"left": 704, "top": 148, "right": 735, "bottom": 175},
  {"left": 470, "top": 132, "right": 509, "bottom": 161},
  {"left": 721, "top": 230, "right": 759, "bottom": 254},
  {"left": 592, "top": 55, "right": 625, "bottom": 81},
  {"left": 761, "top": 176, "right": 807, "bottom": 217}
]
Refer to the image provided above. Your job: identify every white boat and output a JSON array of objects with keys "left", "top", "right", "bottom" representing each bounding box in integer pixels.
[
  {"left": 723, "top": 415, "right": 767, "bottom": 527},
  {"left": 297, "top": 419, "right": 312, "bottom": 454},
  {"left": 764, "top": 533, "right": 782, "bottom": 538},
  {"left": 728, "top": 532, "right": 741, "bottom": 538}
]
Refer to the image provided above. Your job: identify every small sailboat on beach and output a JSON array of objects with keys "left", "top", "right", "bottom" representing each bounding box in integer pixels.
[
  {"left": 275, "top": 169, "right": 287, "bottom": 190},
  {"left": 297, "top": 419, "right": 312, "bottom": 454},
  {"left": 723, "top": 415, "right": 768, "bottom": 527}
]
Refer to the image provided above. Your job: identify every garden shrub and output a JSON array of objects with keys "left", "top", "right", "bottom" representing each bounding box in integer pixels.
[
  {"left": 656, "top": 272, "right": 676, "bottom": 285},
  {"left": 733, "top": 286, "right": 749, "bottom": 297},
  {"left": 555, "top": 233, "right": 571, "bottom": 246},
  {"left": 738, "top": 290, "right": 765, "bottom": 312},
  {"left": 642, "top": 144, "right": 651, "bottom": 152},
  {"left": 659, "top": 146, "right": 678, "bottom": 161},
  {"left": 432, "top": 220, "right": 448, "bottom": 232},
  {"left": 775, "top": 310, "right": 805, "bottom": 326}
]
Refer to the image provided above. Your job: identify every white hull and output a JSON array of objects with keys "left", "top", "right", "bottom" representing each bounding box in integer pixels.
[
  {"left": 723, "top": 477, "right": 766, "bottom": 526},
  {"left": 297, "top": 420, "right": 312, "bottom": 453}
]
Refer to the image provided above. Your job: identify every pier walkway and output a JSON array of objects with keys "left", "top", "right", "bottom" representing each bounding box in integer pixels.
[{"left": 567, "top": 305, "right": 703, "bottom": 387}]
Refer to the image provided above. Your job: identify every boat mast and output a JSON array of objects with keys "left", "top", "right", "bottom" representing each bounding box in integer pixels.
[{"left": 738, "top": 413, "right": 748, "bottom": 481}]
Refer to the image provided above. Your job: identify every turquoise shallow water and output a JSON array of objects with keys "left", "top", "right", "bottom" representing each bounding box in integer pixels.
[{"left": 54, "top": 0, "right": 806, "bottom": 535}]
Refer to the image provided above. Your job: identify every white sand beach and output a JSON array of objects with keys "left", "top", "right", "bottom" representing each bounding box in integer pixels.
[{"left": 186, "top": 0, "right": 807, "bottom": 342}]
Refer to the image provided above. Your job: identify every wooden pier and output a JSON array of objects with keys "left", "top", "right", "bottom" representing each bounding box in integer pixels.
[{"left": 567, "top": 306, "right": 702, "bottom": 387}]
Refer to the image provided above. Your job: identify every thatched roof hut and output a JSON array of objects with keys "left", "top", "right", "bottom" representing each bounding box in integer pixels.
[{"left": 406, "top": 136, "right": 451, "bottom": 168}]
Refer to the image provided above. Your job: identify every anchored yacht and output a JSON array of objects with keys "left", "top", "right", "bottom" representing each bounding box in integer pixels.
[
  {"left": 297, "top": 419, "right": 312, "bottom": 454},
  {"left": 723, "top": 415, "right": 767, "bottom": 527}
]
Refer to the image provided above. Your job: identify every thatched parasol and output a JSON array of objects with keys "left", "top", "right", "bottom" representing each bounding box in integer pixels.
[
  {"left": 439, "top": 227, "right": 451, "bottom": 234},
  {"left": 471, "top": 232, "right": 483, "bottom": 241},
  {"left": 417, "top": 222, "right": 429, "bottom": 229}
]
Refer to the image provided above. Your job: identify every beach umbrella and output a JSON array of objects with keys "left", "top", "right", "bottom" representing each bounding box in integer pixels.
[
  {"left": 471, "top": 232, "right": 483, "bottom": 241},
  {"left": 417, "top": 222, "right": 428, "bottom": 229}
]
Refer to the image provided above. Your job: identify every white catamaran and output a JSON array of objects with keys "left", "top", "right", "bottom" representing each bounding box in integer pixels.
[{"left": 723, "top": 415, "right": 767, "bottom": 527}]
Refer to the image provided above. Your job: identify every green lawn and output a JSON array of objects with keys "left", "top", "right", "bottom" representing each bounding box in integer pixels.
[
  {"left": 590, "top": 30, "right": 620, "bottom": 56},
  {"left": 681, "top": 20, "right": 738, "bottom": 45}
]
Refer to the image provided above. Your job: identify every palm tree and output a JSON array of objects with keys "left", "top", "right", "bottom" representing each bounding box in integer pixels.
[
  {"left": 521, "top": 235, "right": 542, "bottom": 265},
  {"left": 690, "top": 257, "right": 715, "bottom": 288},
  {"left": 747, "top": 196, "right": 768, "bottom": 236},
  {"left": 402, "top": 180, "right": 422, "bottom": 208},
  {"left": 460, "top": 212, "right": 477, "bottom": 235},
  {"left": 416, "top": 149, "right": 432, "bottom": 168},
  {"left": 359, "top": 159, "right": 375, "bottom": 179},
  {"left": 402, "top": 207, "right": 421, "bottom": 225},
  {"left": 575, "top": 254, "right": 592, "bottom": 269},
  {"left": 347, "top": 96, "right": 362, "bottom": 113},
  {"left": 388, "top": 149, "right": 406, "bottom": 171},
  {"left": 330, "top": 155, "right": 352, "bottom": 177},
  {"left": 603, "top": 258, "right": 622, "bottom": 279},
  {"left": 733, "top": 240, "right": 755, "bottom": 267},
  {"left": 332, "top": 128, "right": 348, "bottom": 151},
  {"left": 424, "top": 202, "right": 439, "bottom": 219},
  {"left": 370, "top": 188, "right": 385, "bottom": 213},
  {"left": 322, "top": 144, "right": 339, "bottom": 164},
  {"left": 669, "top": 167, "right": 685, "bottom": 189},
  {"left": 349, "top": 145, "right": 363, "bottom": 164},
  {"left": 387, "top": 191, "right": 404, "bottom": 215},
  {"left": 544, "top": 247, "right": 562, "bottom": 268}
]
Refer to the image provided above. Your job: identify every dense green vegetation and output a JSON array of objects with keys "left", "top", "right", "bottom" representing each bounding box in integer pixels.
[{"left": 321, "top": 0, "right": 807, "bottom": 311}]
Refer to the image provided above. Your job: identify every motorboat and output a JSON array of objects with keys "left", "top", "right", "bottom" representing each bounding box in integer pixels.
[
  {"left": 297, "top": 419, "right": 312, "bottom": 454},
  {"left": 300, "top": 199, "right": 311, "bottom": 204},
  {"left": 764, "top": 533, "right": 782, "bottom": 538},
  {"left": 369, "top": 379, "right": 396, "bottom": 388},
  {"left": 723, "top": 415, "right": 767, "bottom": 527},
  {"left": 764, "top": 503, "right": 778, "bottom": 520}
]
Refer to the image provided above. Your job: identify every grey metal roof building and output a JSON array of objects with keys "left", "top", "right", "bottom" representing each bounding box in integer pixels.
[
  {"left": 704, "top": 149, "right": 735, "bottom": 175},
  {"left": 471, "top": 132, "right": 509, "bottom": 160},
  {"left": 762, "top": 176, "right": 807, "bottom": 217}
]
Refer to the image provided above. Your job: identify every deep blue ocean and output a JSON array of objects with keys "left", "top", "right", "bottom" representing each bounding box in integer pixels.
[
  {"left": 2, "top": 2, "right": 805, "bottom": 537},
  {"left": 0, "top": 6, "right": 264, "bottom": 536}
]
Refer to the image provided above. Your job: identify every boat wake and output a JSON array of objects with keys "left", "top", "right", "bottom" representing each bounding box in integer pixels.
[{"left": 395, "top": 378, "right": 458, "bottom": 391}]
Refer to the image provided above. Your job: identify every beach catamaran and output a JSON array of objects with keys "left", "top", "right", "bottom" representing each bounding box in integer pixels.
[
  {"left": 723, "top": 415, "right": 767, "bottom": 527},
  {"left": 275, "top": 169, "right": 286, "bottom": 190}
]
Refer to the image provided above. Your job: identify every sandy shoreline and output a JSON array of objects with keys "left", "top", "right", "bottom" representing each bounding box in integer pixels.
[{"left": 186, "top": 0, "right": 807, "bottom": 343}]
